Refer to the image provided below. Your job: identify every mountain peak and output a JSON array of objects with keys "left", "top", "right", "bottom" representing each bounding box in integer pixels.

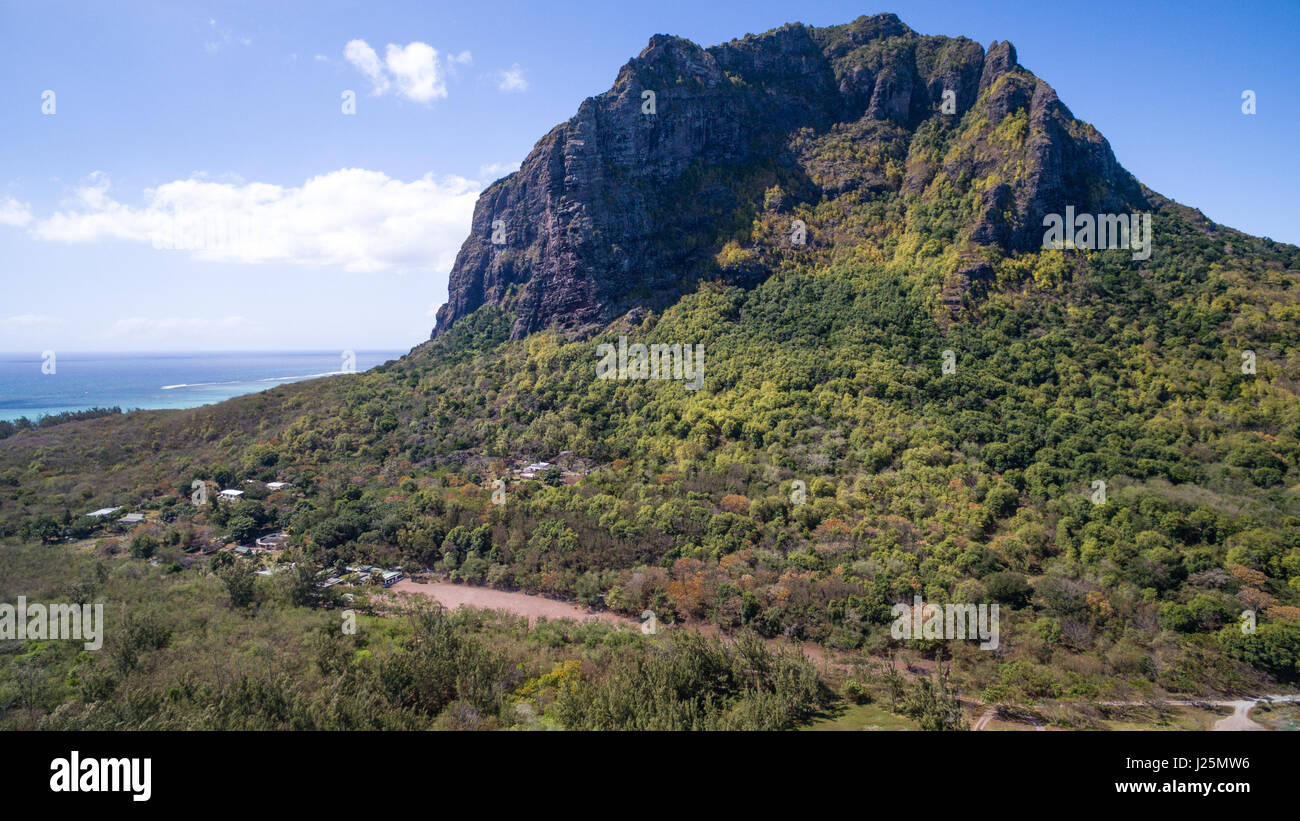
[
  {"left": 980, "top": 39, "right": 1018, "bottom": 91},
  {"left": 433, "top": 15, "right": 1146, "bottom": 340}
]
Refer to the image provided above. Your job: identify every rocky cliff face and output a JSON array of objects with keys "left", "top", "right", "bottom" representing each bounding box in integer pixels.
[{"left": 432, "top": 13, "right": 1148, "bottom": 341}]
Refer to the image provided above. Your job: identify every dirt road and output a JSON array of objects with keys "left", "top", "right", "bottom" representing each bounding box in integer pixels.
[
  {"left": 1213, "top": 700, "right": 1269, "bottom": 731},
  {"left": 975, "top": 695, "right": 1300, "bottom": 732},
  {"left": 387, "top": 579, "right": 837, "bottom": 666},
  {"left": 389, "top": 579, "right": 636, "bottom": 627}
]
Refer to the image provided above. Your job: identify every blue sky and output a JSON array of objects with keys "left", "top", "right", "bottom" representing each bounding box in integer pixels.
[{"left": 1, "top": 0, "right": 1296, "bottom": 351}]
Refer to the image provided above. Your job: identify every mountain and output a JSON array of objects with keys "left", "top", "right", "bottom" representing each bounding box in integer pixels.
[
  {"left": 435, "top": 13, "right": 1149, "bottom": 340},
  {"left": 2, "top": 13, "right": 1300, "bottom": 729}
]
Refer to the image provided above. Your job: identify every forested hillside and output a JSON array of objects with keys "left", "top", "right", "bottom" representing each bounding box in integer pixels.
[{"left": 2, "top": 14, "right": 1299, "bottom": 729}]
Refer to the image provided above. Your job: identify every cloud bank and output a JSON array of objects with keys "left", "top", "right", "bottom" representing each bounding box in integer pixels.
[{"left": 29, "top": 170, "right": 481, "bottom": 274}]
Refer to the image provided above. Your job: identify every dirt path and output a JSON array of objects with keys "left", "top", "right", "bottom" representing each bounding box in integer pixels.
[
  {"left": 390, "top": 579, "right": 637, "bottom": 627},
  {"left": 387, "top": 580, "right": 842, "bottom": 668},
  {"left": 974, "top": 695, "right": 1300, "bottom": 732},
  {"left": 1213, "top": 700, "right": 1268, "bottom": 731}
]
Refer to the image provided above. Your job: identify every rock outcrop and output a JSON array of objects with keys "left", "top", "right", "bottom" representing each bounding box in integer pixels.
[{"left": 433, "top": 13, "right": 1148, "bottom": 340}]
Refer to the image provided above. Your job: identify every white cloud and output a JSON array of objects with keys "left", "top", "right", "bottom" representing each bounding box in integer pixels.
[
  {"left": 478, "top": 162, "right": 518, "bottom": 180},
  {"left": 0, "top": 314, "right": 60, "bottom": 330},
  {"left": 494, "top": 64, "right": 528, "bottom": 93},
  {"left": 30, "top": 169, "right": 481, "bottom": 274},
  {"left": 384, "top": 42, "right": 444, "bottom": 102},
  {"left": 446, "top": 50, "right": 472, "bottom": 77},
  {"left": 344, "top": 39, "right": 465, "bottom": 103},
  {"left": 0, "top": 196, "right": 32, "bottom": 227},
  {"left": 344, "top": 39, "right": 389, "bottom": 95}
]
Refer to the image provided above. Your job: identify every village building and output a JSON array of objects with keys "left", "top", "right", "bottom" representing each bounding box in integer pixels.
[
  {"left": 518, "top": 461, "right": 553, "bottom": 479},
  {"left": 255, "top": 532, "right": 289, "bottom": 549}
]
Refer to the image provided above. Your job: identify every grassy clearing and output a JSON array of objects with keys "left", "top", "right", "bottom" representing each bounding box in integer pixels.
[
  {"left": 1250, "top": 701, "right": 1300, "bottom": 730},
  {"left": 802, "top": 701, "right": 920, "bottom": 731}
]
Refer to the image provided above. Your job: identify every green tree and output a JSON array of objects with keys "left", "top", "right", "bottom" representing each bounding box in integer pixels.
[
  {"left": 226, "top": 514, "right": 259, "bottom": 545},
  {"left": 129, "top": 533, "right": 159, "bottom": 559},
  {"left": 219, "top": 562, "right": 256, "bottom": 608}
]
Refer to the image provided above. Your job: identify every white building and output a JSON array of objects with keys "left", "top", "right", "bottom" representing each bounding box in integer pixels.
[{"left": 519, "top": 461, "right": 553, "bottom": 479}]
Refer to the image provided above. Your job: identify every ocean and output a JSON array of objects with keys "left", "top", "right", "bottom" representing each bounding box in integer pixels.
[{"left": 0, "top": 350, "right": 407, "bottom": 422}]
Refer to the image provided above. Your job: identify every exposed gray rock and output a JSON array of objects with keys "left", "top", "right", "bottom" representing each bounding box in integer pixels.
[{"left": 432, "top": 13, "right": 1148, "bottom": 341}]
